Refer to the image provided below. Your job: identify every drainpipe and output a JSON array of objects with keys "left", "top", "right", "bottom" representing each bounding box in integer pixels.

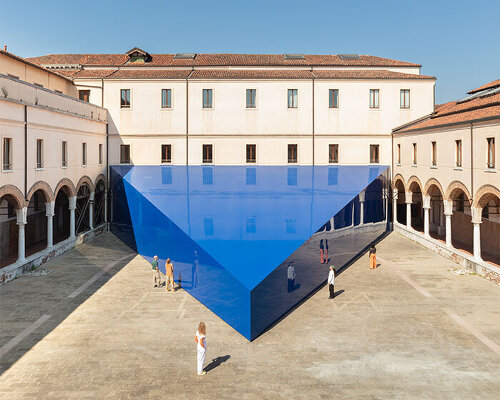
[
  {"left": 311, "top": 70, "right": 315, "bottom": 166},
  {"left": 470, "top": 122, "right": 474, "bottom": 208},
  {"left": 106, "top": 122, "right": 109, "bottom": 230},
  {"left": 24, "top": 105, "right": 27, "bottom": 199},
  {"left": 186, "top": 68, "right": 194, "bottom": 166}
]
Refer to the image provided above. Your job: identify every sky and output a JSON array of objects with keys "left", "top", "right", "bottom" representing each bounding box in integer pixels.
[{"left": 0, "top": 0, "right": 498, "bottom": 104}]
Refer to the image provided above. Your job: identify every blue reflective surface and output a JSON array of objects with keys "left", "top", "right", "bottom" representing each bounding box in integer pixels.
[{"left": 111, "top": 165, "right": 390, "bottom": 340}]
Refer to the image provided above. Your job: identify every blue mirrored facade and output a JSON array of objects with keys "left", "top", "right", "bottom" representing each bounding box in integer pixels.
[{"left": 110, "top": 165, "right": 391, "bottom": 340}]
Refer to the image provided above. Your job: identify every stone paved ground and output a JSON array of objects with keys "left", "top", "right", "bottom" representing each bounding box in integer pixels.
[{"left": 0, "top": 232, "right": 499, "bottom": 399}]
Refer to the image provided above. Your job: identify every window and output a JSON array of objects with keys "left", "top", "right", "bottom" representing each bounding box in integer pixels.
[
  {"left": 82, "top": 142, "right": 87, "bottom": 165},
  {"left": 246, "top": 89, "right": 256, "bottom": 108},
  {"left": 431, "top": 141, "right": 437, "bottom": 166},
  {"left": 369, "top": 89, "right": 379, "bottom": 109},
  {"left": 120, "top": 144, "right": 130, "bottom": 164},
  {"left": 202, "top": 89, "right": 213, "bottom": 108},
  {"left": 329, "top": 89, "right": 339, "bottom": 108},
  {"left": 412, "top": 143, "right": 417, "bottom": 165},
  {"left": 3, "top": 137, "right": 12, "bottom": 170},
  {"left": 246, "top": 144, "right": 256, "bottom": 163},
  {"left": 487, "top": 137, "right": 495, "bottom": 168},
  {"left": 397, "top": 144, "right": 401, "bottom": 164},
  {"left": 455, "top": 140, "right": 462, "bottom": 167},
  {"left": 246, "top": 217, "right": 256, "bottom": 233},
  {"left": 99, "top": 144, "right": 103, "bottom": 165},
  {"left": 288, "top": 89, "right": 298, "bottom": 108},
  {"left": 370, "top": 145, "right": 380, "bottom": 163},
  {"left": 161, "top": 144, "right": 172, "bottom": 163},
  {"left": 62, "top": 141, "right": 67, "bottom": 167},
  {"left": 288, "top": 144, "right": 298, "bottom": 163},
  {"left": 203, "top": 144, "right": 213, "bottom": 163},
  {"left": 400, "top": 89, "right": 410, "bottom": 109},
  {"left": 203, "top": 217, "right": 214, "bottom": 236},
  {"left": 79, "top": 90, "right": 90, "bottom": 102},
  {"left": 329, "top": 144, "right": 339, "bottom": 163},
  {"left": 120, "top": 89, "right": 131, "bottom": 108},
  {"left": 36, "top": 139, "right": 43, "bottom": 168},
  {"left": 161, "top": 89, "right": 172, "bottom": 108}
]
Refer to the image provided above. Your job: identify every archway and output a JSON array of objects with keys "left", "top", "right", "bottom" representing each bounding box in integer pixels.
[
  {"left": 25, "top": 189, "right": 49, "bottom": 257},
  {"left": 476, "top": 190, "right": 500, "bottom": 266},
  {"left": 425, "top": 182, "right": 445, "bottom": 241},
  {"left": 394, "top": 178, "right": 406, "bottom": 225},
  {"left": 0, "top": 185, "right": 24, "bottom": 268},
  {"left": 54, "top": 185, "right": 72, "bottom": 244},
  {"left": 364, "top": 178, "right": 384, "bottom": 223},
  {"left": 408, "top": 179, "right": 423, "bottom": 232},
  {"left": 0, "top": 196, "right": 19, "bottom": 268},
  {"left": 94, "top": 180, "right": 106, "bottom": 226},
  {"left": 76, "top": 183, "right": 91, "bottom": 234}
]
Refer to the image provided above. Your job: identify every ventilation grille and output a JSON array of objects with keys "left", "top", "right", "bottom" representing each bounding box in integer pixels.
[{"left": 284, "top": 54, "right": 305, "bottom": 60}]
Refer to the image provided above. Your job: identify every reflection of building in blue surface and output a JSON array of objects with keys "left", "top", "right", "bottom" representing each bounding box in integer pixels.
[{"left": 110, "top": 165, "right": 391, "bottom": 340}]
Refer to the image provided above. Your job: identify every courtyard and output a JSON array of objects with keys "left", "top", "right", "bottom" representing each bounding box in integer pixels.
[{"left": 0, "top": 231, "right": 499, "bottom": 399}]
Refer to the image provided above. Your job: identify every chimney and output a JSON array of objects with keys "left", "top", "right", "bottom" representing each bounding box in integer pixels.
[{"left": 3, "top": 45, "right": 6, "bottom": 51}]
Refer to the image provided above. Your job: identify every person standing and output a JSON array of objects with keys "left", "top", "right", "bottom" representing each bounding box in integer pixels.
[
  {"left": 287, "top": 262, "right": 296, "bottom": 293},
  {"left": 151, "top": 255, "right": 160, "bottom": 287},
  {"left": 192, "top": 250, "right": 199, "bottom": 289},
  {"left": 195, "top": 322, "right": 207, "bottom": 376},
  {"left": 320, "top": 239, "right": 325, "bottom": 264},
  {"left": 369, "top": 245, "right": 377, "bottom": 269},
  {"left": 328, "top": 265, "right": 335, "bottom": 299},
  {"left": 165, "top": 258, "right": 175, "bottom": 292}
]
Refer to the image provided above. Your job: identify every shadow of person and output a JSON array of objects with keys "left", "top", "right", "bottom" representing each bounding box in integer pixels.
[
  {"left": 376, "top": 263, "right": 381, "bottom": 268},
  {"left": 333, "top": 289, "right": 345, "bottom": 298},
  {"left": 293, "top": 283, "right": 301, "bottom": 292},
  {"left": 205, "top": 355, "right": 231, "bottom": 373}
]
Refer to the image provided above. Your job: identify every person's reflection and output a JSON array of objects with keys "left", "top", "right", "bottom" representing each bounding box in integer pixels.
[
  {"left": 325, "top": 239, "right": 329, "bottom": 263},
  {"left": 287, "top": 262, "right": 296, "bottom": 293},
  {"left": 320, "top": 239, "right": 325, "bottom": 264},
  {"left": 192, "top": 250, "right": 199, "bottom": 289}
]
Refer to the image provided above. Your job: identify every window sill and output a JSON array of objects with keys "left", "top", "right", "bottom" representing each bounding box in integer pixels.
[
  {"left": 61, "top": 165, "right": 68, "bottom": 169},
  {"left": 370, "top": 162, "right": 380, "bottom": 165},
  {"left": 396, "top": 163, "right": 401, "bottom": 167},
  {"left": 82, "top": 164, "right": 87, "bottom": 167},
  {"left": 120, "top": 107, "right": 132, "bottom": 111},
  {"left": 160, "top": 108, "right": 173, "bottom": 111},
  {"left": 411, "top": 164, "right": 417, "bottom": 167},
  {"left": 35, "top": 167, "right": 44, "bottom": 171},
  {"left": 484, "top": 168, "right": 496, "bottom": 173},
  {"left": 2, "top": 169, "right": 14, "bottom": 173},
  {"left": 202, "top": 108, "right": 214, "bottom": 111},
  {"left": 245, "top": 108, "right": 258, "bottom": 111},
  {"left": 161, "top": 161, "right": 172, "bottom": 164},
  {"left": 430, "top": 165, "right": 438, "bottom": 169},
  {"left": 453, "top": 167, "right": 463, "bottom": 171}
]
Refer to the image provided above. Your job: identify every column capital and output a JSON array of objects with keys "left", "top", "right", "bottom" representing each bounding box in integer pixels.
[
  {"left": 444, "top": 199, "right": 453, "bottom": 215},
  {"left": 89, "top": 191, "right": 95, "bottom": 201},
  {"left": 471, "top": 207, "right": 482, "bottom": 224},
  {"left": 358, "top": 189, "right": 365, "bottom": 203},
  {"left": 16, "top": 207, "right": 27, "bottom": 225},
  {"left": 45, "top": 201, "right": 55, "bottom": 217},
  {"left": 422, "top": 195, "right": 431, "bottom": 209},
  {"left": 69, "top": 196, "right": 77, "bottom": 210},
  {"left": 392, "top": 188, "right": 399, "bottom": 199}
]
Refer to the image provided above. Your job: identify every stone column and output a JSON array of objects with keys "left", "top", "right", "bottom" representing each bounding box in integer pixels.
[
  {"left": 423, "top": 195, "right": 431, "bottom": 237},
  {"left": 392, "top": 188, "right": 398, "bottom": 223},
  {"left": 473, "top": 221, "right": 482, "bottom": 260},
  {"left": 16, "top": 207, "right": 27, "bottom": 263},
  {"left": 89, "top": 191, "right": 95, "bottom": 230},
  {"left": 405, "top": 191, "right": 413, "bottom": 229},
  {"left": 104, "top": 189, "right": 108, "bottom": 225},
  {"left": 383, "top": 189, "right": 389, "bottom": 222},
  {"left": 471, "top": 207, "right": 482, "bottom": 261},
  {"left": 45, "top": 201, "right": 55, "bottom": 248},
  {"left": 358, "top": 190, "right": 365, "bottom": 225},
  {"left": 69, "top": 196, "right": 77, "bottom": 239},
  {"left": 444, "top": 201, "right": 453, "bottom": 247}
]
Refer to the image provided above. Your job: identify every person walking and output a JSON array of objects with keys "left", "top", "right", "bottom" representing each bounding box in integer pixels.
[
  {"left": 165, "top": 258, "right": 175, "bottom": 292},
  {"left": 369, "top": 245, "right": 377, "bottom": 269},
  {"left": 287, "top": 262, "right": 296, "bottom": 293},
  {"left": 195, "top": 322, "right": 207, "bottom": 376},
  {"left": 151, "top": 255, "right": 160, "bottom": 287},
  {"left": 328, "top": 265, "right": 335, "bottom": 299}
]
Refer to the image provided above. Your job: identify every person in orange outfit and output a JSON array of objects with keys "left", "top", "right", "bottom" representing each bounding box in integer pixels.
[{"left": 369, "top": 245, "right": 377, "bottom": 269}]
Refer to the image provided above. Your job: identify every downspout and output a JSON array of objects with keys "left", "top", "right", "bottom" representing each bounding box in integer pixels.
[
  {"left": 470, "top": 122, "right": 474, "bottom": 208},
  {"left": 186, "top": 68, "right": 194, "bottom": 165},
  {"left": 24, "top": 105, "right": 28, "bottom": 199},
  {"left": 311, "top": 70, "right": 315, "bottom": 166},
  {"left": 106, "top": 122, "right": 109, "bottom": 230}
]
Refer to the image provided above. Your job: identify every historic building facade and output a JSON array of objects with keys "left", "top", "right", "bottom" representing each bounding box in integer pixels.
[
  {"left": 0, "top": 49, "right": 107, "bottom": 283},
  {"left": 392, "top": 79, "right": 500, "bottom": 282}
]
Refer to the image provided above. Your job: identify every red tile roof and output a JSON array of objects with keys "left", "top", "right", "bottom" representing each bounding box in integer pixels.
[
  {"left": 1, "top": 49, "right": 74, "bottom": 82},
  {"left": 26, "top": 53, "right": 421, "bottom": 68},
  {"left": 62, "top": 68, "right": 433, "bottom": 81},
  {"left": 312, "top": 70, "right": 434, "bottom": 80},
  {"left": 394, "top": 90, "right": 500, "bottom": 133},
  {"left": 467, "top": 79, "right": 500, "bottom": 94}
]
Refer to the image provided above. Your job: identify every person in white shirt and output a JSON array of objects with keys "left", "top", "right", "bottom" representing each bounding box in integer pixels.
[
  {"left": 328, "top": 265, "right": 335, "bottom": 299},
  {"left": 287, "top": 262, "right": 296, "bottom": 293},
  {"left": 195, "top": 322, "right": 207, "bottom": 375}
]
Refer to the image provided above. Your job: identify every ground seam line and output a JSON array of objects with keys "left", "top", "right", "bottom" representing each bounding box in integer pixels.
[
  {"left": 0, "top": 315, "right": 51, "bottom": 359},
  {"left": 68, "top": 253, "right": 135, "bottom": 298}
]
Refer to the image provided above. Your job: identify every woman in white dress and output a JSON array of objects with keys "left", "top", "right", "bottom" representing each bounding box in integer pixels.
[{"left": 195, "top": 322, "right": 207, "bottom": 375}]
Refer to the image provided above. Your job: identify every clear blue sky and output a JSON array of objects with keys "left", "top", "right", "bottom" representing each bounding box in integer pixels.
[{"left": 0, "top": 0, "right": 498, "bottom": 103}]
